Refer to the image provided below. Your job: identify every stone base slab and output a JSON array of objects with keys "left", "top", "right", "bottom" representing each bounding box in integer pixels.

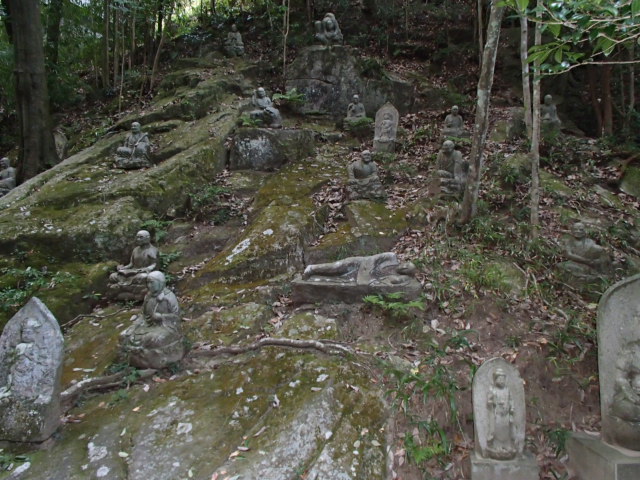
[
  {"left": 470, "top": 451, "right": 538, "bottom": 480},
  {"left": 291, "top": 277, "right": 421, "bottom": 305},
  {"left": 567, "top": 432, "right": 640, "bottom": 480}
]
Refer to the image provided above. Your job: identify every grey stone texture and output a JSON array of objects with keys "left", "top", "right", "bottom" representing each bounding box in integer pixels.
[
  {"left": 373, "top": 103, "right": 399, "bottom": 153},
  {"left": 471, "top": 451, "right": 538, "bottom": 480},
  {"left": 567, "top": 432, "right": 640, "bottom": 480},
  {"left": 0, "top": 157, "right": 16, "bottom": 197},
  {"left": 598, "top": 273, "right": 640, "bottom": 450},
  {"left": 229, "top": 128, "right": 315, "bottom": 171},
  {"left": 0, "top": 297, "right": 64, "bottom": 442}
]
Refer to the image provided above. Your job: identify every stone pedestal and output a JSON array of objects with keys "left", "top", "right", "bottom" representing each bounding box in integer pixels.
[
  {"left": 373, "top": 139, "right": 395, "bottom": 153},
  {"left": 567, "top": 432, "right": 640, "bottom": 480},
  {"left": 291, "top": 276, "right": 421, "bottom": 304},
  {"left": 471, "top": 451, "right": 538, "bottom": 480}
]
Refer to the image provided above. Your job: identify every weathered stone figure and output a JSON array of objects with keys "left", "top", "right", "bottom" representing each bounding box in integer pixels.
[
  {"left": 541, "top": 94, "right": 561, "bottom": 130},
  {"left": 373, "top": 103, "right": 399, "bottom": 153},
  {"left": 314, "top": 12, "right": 343, "bottom": 45},
  {"left": 0, "top": 157, "right": 16, "bottom": 197},
  {"left": 611, "top": 342, "right": 640, "bottom": 425},
  {"left": 224, "top": 24, "right": 244, "bottom": 57},
  {"left": 0, "top": 298, "right": 64, "bottom": 442},
  {"left": 472, "top": 357, "right": 537, "bottom": 480},
  {"left": 250, "top": 87, "right": 283, "bottom": 128},
  {"left": 120, "top": 271, "right": 185, "bottom": 369},
  {"left": 436, "top": 140, "right": 469, "bottom": 196},
  {"left": 347, "top": 150, "right": 386, "bottom": 200},
  {"left": 345, "top": 94, "right": 366, "bottom": 122},
  {"left": 108, "top": 230, "right": 159, "bottom": 301},
  {"left": 442, "top": 105, "right": 468, "bottom": 138},
  {"left": 115, "top": 121, "right": 151, "bottom": 169},
  {"left": 560, "top": 221, "right": 610, "bottom": 281}
]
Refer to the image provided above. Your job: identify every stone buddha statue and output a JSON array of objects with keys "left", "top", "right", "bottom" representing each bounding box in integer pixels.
[
  {"left": 541, "top": 94, "right": 561, "bottom": 130},
  {"left": 120, "top": 271, "right": 185, "bottom": 370},
  {"left": 435, "top": 140, "right": 469, "bottom": 197},
  {"left": 115, "top": 122, "right": 151, "bottom": 169},
  {"left": 346, "top": 94, "right": 366, "bottom": 123},
  {"left": 0, "top": 157, "right": 17, "bottom": 197},
  {"left": 486, "top": 368, "right": 517, "bottom": 460},
  {"left": 108, "top": 230, "right": 159, "bottom": 301},
  {"left": 314, "top": 12, "right": 343, "bottom": 46},
  {"left": 347, "top": 150, "right": 386, "bottom": 200},
  {"left": 223, "top": 24, "right": 244, "bottom": 57},
  {"left": 559, "top": 221, "right": 610, "bottom": 281},
  {"left": 442, "top": 105, "right": 468, "bottom": 138},
  {"left": 249, "top": 87, "right": 283, "bottom": 128}
]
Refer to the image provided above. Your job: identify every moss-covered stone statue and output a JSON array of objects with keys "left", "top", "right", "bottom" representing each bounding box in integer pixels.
[
  {"left": 114, "top": 121, "right": 151, "bottom": 169},
  {"left": 558, "top": 221, "right": 611, "bottom": 285},
  {"left": 347, "top": 150, "right": 386, "bottom": 201},
  {"left": 442, "top": 105, "right": 469, "bottom": 138},
  {"left": 108, "top": 230, "right": 159, "bottom": 301},
  {"left": 314, "top": 12, "right": 343, "bottom": 45},
  {"left": 0, "top": 157, "right": 16, "bottom": 198},
  {"left": 120, "top": 271, "right": 185, "bottom": 370},
  {"left": 249, "top": 87, "right": 283, "bottom": 128},
  {"left": 541, "top": 94, "right": 561, "bottom": 131},
  {"left": 223, "top": 24, "right": 244, "bottom": 57},
  {"left": 434, "top": 140, "right": 469, "bottom": 197}
]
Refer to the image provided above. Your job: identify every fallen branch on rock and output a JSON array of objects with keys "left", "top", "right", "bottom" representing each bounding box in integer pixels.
[
  {"left": 62, "top": 307, "right": 129, "bottom": 330},
  {"left": 189, "top": 337, "right": 354, "bottom": 358}
]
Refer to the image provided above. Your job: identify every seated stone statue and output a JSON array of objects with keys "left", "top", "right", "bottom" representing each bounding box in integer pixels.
[
  {"left": 608, "top": 342, "right": 640, "bottom": 449},
  {"left": 314, "top": 12, "right": 343, "bottom": 45},
  {"left": 347, "top": 150, "right": 386, "bottom": 201},
  {"left": 249, "top": 87, "right": 283, "bottom": 128},
  {"left": 435, "top": 140, "right": 469, "bottom": 197},
  {"left": 120, "top": 271, "right": 185, "bottom": 369},
  {"left": 115, "top": 122, "right": 151, "bottom": 169},
  {"left": 559, "top": 222, "right": 610, "bottom": 281},
  {"left": 541, "top": 94, "right": 561, "bottom": 130},
  {"left": 108, "top": 230, "right": 159, "bottom": 301},
  {"left": 442, "top": 105, "right": 468, "bottom": 138},
  {"left": 345, "top": 94, "right": 366, "bottom": 123},
  {"left": 0, "top": 157, "right": 16, "bottom": 197},
  {"left": 223, "top": 24, "right": 244, "bottom": 57}
]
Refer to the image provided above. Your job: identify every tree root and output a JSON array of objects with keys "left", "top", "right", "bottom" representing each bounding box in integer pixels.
[{"left": 189, "top": 337, "right": 354, "bottom": 358}]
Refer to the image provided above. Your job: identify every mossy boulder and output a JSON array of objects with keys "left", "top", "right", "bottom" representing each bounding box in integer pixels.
[
  {"left": 229, "top": 128, "right": 316, "bottom": 171},
  {"left": 620, "top": 165, "right": 640, "bottom": 199}
]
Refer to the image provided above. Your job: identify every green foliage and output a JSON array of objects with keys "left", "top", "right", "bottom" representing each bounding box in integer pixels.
[
  {"left": 187, "top": 184, "right": 232, "bottom": 224},
  {"left": 159, "top": 251, "right": 182, "bottom": 271},
  {"left": 0, "top": 449, "right": 29, "bottom": 472},
  {"left": 140, "top": 219, "right": 173, "bottom": 243},
  {"left": 0, "top": 267, "right": 76, "bottom": 315},
  {"left": 239, "top": 114, "right": 261, "bottom": 127},
  {"left": 545, "top": 426, "right": 570, "bottom": 457},
  {"left": 403, "top": 421, "right": 450, "bottom": 465},
  {"left": 363, "top": 292, "right": 425, "bottom": 320},
  {"left": 272, "top": 88, "right": 305, "bottom": 105}
]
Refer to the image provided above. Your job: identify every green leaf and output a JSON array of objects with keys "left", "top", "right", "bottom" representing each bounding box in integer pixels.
[
  {"left": 546, "top": 23, "right": 561, "bottom": 37},
  {"left": 554, "top": 48, "right": 563, "bottom": 63},
  {"left": 634, "top": 0, "right": 640, "bottom": 17}
]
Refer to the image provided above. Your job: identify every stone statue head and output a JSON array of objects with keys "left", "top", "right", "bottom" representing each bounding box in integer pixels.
[
  {"left": 0, "top": 157, "right": 9, "bottom": 169},
  {"left": 571, "top": 222, "right": 586, "bottom": 239},
  {"left": 231, "top": 24, "right": 238, "bottom": 32},
  {"left": 256, "top": 87, "right": 266, "bottom": 98},
  {"left": 131, "top": 122, "right": 141, "bottom": 133},
  {"left": 323, "top": 13, "right": 337, "bottom": 30},
  {"left": 451, "top": 105, "right": 459, "bottom": 114},
  {"left": 361, "top": 150, "right": 372, "bottom": 163},
  {"left": 147, "top": 270, "right": 166, "bottom": 295},
  {"left": 544, "top": 94, "right": 553, "bottom": 105},
  {"left": 397, "top": 262, "right": 417, "bottom": 277},
  {"left": 442, "top": 140, "right": 455, "bottom": 153},
  {"left": 20, "top": 318, "right": 41, "bottom": 344},
  {"left": 353, "top": 94, "right": 360, "bottom": 103},
  {"left": 135, "top": 230, "right": 151, "bottom": 246},
  {"left": 493, "top": 368, "right": 507, "bottom": 387}
]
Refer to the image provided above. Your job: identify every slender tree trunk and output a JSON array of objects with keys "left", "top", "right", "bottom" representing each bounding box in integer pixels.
[
  {"left": 113, "top": 7, "right": 119, "bottom": 87},
  {"left": 477, "top": 0, "right": 484, "bottom": 65},
  {"left": 602, "top": 64, "right": 613, "bottom": 135},
  {"left": 459, "top": 0, "right": 505, "bottom": 224},
  {"left": 149, "top": 1, "right": 174, "bottom": 93},
  {"left": 45, "top": 0, "right": 64, "bottom": 66},
  {"left": 102, "top": 0, "right": 110, "bottom": 87},
  {"left": 282, "top": 0, "right": 290, "bottom": 81},
  {"left": 588, "top": 65, "right": 604, "bottom": 135},
  {"left": 529, "top": 0, "right": 542, "bottom": 239},
  {"left": 3, "top": 0, "right": 59, "bottom": 182},
  {"left": 627, "top": 44, "right": 635, "bottom": 134},
  {"left": 519, "top": 12, "right": 532, "bottom": 138}
]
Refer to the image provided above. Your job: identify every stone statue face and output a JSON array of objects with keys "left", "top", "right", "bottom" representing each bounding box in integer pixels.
[
  {"left": 147, "top": 271, "right": 166, "bottom": 295},
  {"left": 323, "top": 16, "right": 335, "bottom": 30},
  {"left": 257, "top": 87, "right": 266, "bottom": 98},
  {"left": 353, "top": 95, "right": 360, "bottom": 103},
  {"left": 0, "top": 157, "right": 8, "bottom": 169},
  {"left": 442, "top": 140, "right": 454, "bottom": 154},
  {"left": 494, "top": 370, "right": 506, "bottom": 388},
  {"left": 135, "top": 230, "right": 151, "bottom": 246},
  {"left": 397, "top": 262, "right": 417, "bottom": 276},
  {"left": 361, "top": 151, "right": 372, "bottom": 163},
  {"left": 131, "top": 122, "right": 141, "bottom": 134},
  {"left": 231, "top": 24, "right": 237, "bottom": 32},
  {"left": 452, "top": 106, "right": 459, "bottom": 114},
  {"left": 544, "top": 94, "right": 553, "bottom": 105},
  {"left": 571, "top": 222, "right": 586, "bottom": 239}
]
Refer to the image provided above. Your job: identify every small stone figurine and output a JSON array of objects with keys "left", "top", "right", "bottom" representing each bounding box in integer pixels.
[
  {"left": 314, "top": 12, "right": 343, "bottom": 45},
  {"left": 0, "top": 157, "right": 16, "bottom": 197},
  {"left": 223, "top": 24, "right": 244, "bottom": 57},
  {"left": 108, "top": 230, "right": 159, "bottom": 301},
  {"left": 347, "top": 150, "right": 386, "bottom": 201},
  {"left": 115, "top": 122, "right": 151, "bottom": 169},
  {"left": 249, "top": 87, "right": 283, "bottom": 128}
]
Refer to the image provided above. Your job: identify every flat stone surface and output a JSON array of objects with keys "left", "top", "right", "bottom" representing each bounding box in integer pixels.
[
  {"left": 567, "top": 432, "right": 640, "bottom": 480},
  {"left": 598, "top": 274, "right": 640, "bottom": 450},
  {"left": 229, "top": 128, "right": 315, "bottom": 171},
  {"left": 471, "top": 451, "right": 538, "bottom": 480},
  {"left": 0, "top": 297, "right": 63, "bottom": 442}
]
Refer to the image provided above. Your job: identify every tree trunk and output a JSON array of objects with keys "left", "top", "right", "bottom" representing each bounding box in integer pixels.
[
  {"left": 282, "top": 0, "right": 290, "bottom": 81},
  {"left": 588, "top": 65, "right": 603, "bottom": 135},
  {"left": 3, "top": 0, "right": 59, "bottom": 182},
  {"left": 602, "top": 64, "right": 613, "bottom": 135},
  {"left": 519, "top": 12, "right": 532, "bottom": 138},
  {"left": 529, "top": 0, "right": 542, "bottom": 239},
  {"left": 459, "top": 0, "right": 504, "bottom": 224},
  {"left": 477, "top": 0, "right": 484, "bottom": 65},
  {"left": 45, "top": 0, "right": 64, "bottom": 66},
  {"left": 102, "top": 0, "right": 110, "bottom": 87},
  {"left": 149, "top": 1, "right": 174, "bottom": 93}
]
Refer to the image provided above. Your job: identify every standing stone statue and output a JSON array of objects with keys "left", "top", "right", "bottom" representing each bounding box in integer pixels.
[
  {"left": 115, "top": 122, "right": 151, "bottom": 169},
  {"left": 314, "top": 12, "right": 343, "bottom": 45},
  {"left": 541, "top": 94, "right": 561, "bottom": 130},
  {"left": 120, "top": 271, "right": 186, "bottom": 369},
  {"left": 0, "top": 157, "right": 16, "bottom": 197},
  {"left": 373, "top": 103, "right": 399, "bottom": 153},
  {"left": 558, "top": 221, "right": 610, "bottom": 284},
  {"left": 292, "top": 252, "right": 421, "bottom": 304},
  {"left": 223, "top": 24, "right": 244, "bottom": 57},
  {"left": 249, "top": 87, "right": 283, "bottom": 128},
  {"left": 472, "top": 357, "right": 538, "bottom": 480},
  {"left": 567, "top": 274, "right": 640, "bottom": 479},
  {"left": 347, "top": 150, "right": 386, "bottom": 201},
  {"left": 442, "top": 105, "right": 468, "bottom": 138},
  {"left": 108, "top": 230, "right": 159, "bottom": 301},
  {"left": 345, "top": 94, "right": 366, "bottom": 123},
  {"left": 0, "top": 297, "right": 64, "bottom": 442},
  {"left": 435, "top": 140, "right": 469, "bottom": 197}
]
